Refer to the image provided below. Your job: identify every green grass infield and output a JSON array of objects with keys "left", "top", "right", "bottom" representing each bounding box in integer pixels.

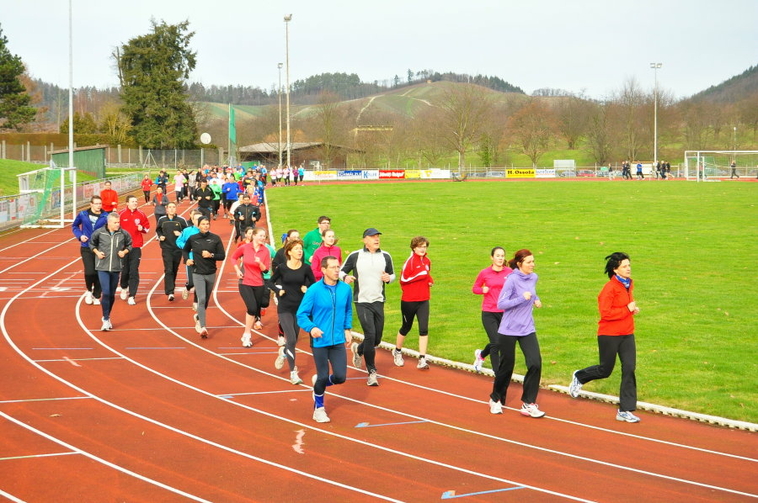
[{"left": 266, "top": 179, "right": 757, "bottom": 423}]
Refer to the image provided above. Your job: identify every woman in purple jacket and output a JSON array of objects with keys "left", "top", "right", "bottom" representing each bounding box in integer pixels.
[{"left": 488, "top": 249, "right": 545, "bottom": 418}]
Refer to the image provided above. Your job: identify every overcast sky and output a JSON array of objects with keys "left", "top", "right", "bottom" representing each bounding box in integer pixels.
[{"left": 3, "top": 0, "right": 757, "bottom": 100}]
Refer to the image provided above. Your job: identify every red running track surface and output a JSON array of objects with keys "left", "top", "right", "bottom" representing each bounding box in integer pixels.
[{"left": 0, "top": 197, "right": 756, "bottom": 502}]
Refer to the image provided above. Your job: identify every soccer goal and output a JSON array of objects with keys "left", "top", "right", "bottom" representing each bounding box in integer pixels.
[
  {"left": 17, "top": 164, "right": 78, "bottom": 228},
  {"left": 684, "top": 150, "right": 758, "bottom": 181}
]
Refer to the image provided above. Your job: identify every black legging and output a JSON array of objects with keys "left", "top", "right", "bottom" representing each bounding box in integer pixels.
[
  {"left": 575, "top": 334, "right": 637, "bottom": 412},
  {"left": 490, "top": 332, "right": 542, "bottom": 406},
  {"left": 239, "top": 283, "right": 265, "bottom": 319},
  {"left": 355, "top": 301, "right": 385, "bottom": 373},
  {"left": 80, "top": 246, "right": 101, "bottom": 298},
  {"left": 398, "top": 300, "right": 429, "bottom": 336},
  {"left": 479, "top": 311, "right": 503, "bottom": 372}
]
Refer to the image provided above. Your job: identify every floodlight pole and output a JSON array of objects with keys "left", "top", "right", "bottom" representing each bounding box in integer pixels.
[
  {"left": 67, "top": 0, "right": 75, "bottom": 222},
  {"left": 278, "top": 62, "right": 283, "bottom": 168},
  {"left": 284, "top": 14, "right": 292, "bottom": 169},
  {"left": 650, "top": 63, "right": 662, "bottom": 168}
]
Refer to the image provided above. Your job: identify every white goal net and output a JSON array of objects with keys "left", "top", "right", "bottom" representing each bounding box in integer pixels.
[{"left": 684, "top": 150, "right": 758, "bottom": 181}]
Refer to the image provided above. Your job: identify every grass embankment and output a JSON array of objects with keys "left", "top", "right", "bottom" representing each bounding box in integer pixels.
[{"left": 266, "top": 179, "right": 758, "bottom": 423}]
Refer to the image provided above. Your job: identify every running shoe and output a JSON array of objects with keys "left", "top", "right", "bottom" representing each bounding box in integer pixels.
[
  {"left": 101, "top": 318, "right": 110, "bottom": 332},
  {"left": 241, "top": 333, "right": 252, "bottom": 348},
  {"left": 277, "top": 336, "right": 286, "bottom": 347},
  {"left": 417, "top": 357, "right": 429, "bottom": 370},
  {"left": 194, "top": 314, "right": 201, "bottom": 334},
  {"left": 93, "top": 298, "right": 101, "bottom": 306},
  {"left": 120, "top": 289, "right": 128, "bottom": 301},
  {"left": 275, "top": 347, "right": 286, "bottom": 370},
  {"left": 290, "top": 369, "right": 303, "bottom": 385},
  {"left": 168, "top": 294, "right": 175, "bottom": 302},
  {"left": 192, "top": 302, "right": 198, "bottom": 311},
  {"left": 182, "top": 288, "right": 189, "bottom": 300},
  {"left": 367, "top": 371, "right": 379, "bottom": 387},
  {"left": 616, "top": 410, "right": 641, "bottom": 423},
  {"left": 313, "top": 407, "right": 330, "bottom": 423},
  {"left": 84, "top": 291, "right": 93, "bottom": 305},
  {"left": 199, "top": 328, "right": 208, "bottom": 339},
  {"left": 127, "top": 296, "right": 136, "bottom": 306},
  {"left": 569, "top": 370, "right": 583, "bottom": 398},
  {"left": 253, "top": 320, "right": 263, "bottom": 330},
  {"left": 393, "top": 349, "right": 404, "bottom": 367},
  {"left": 489, "top": 399, "right": 503, "bottom": 415},
  {"left": 351, "top": 342, "right": 362, "bottom": 368},
  {"left": 521, "top": 403, "right": 546, "bottom": 418},
  {"left": 473, "top": 349, "right": 484, "bottom": 372}
]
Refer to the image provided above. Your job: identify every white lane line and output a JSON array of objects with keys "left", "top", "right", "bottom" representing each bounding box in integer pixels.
[
  {"left": 0, "top": 396, "right": 90, "bottom": 404},
  {"left": 2, "top": 262, "right": 406, "bottom": 502},
  {"left": 0, "top": 451, "right": 77, "bottom": 461},
  {"left": 0, "top": 412, "right": 212, "bottom": 502}
]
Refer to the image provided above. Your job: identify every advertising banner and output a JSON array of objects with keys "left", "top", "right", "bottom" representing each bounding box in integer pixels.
[
  {"left": 379, "top": 170, "right": 405, "bottom": 179},
  {"left": 536, "top": 168, "right": 556, "bottom": 178},
  {"left": 506, "top": 168, "right": 536, "bottom": 178}
]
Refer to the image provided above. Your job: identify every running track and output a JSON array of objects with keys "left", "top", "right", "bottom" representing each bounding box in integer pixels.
[{"left": 0, "top": 196, "right": 756, "bottom": 502}]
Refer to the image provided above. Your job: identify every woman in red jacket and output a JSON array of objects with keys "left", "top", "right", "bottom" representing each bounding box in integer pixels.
[
  {"left": 392, "top": 236, "right": 433, "bottom": 370},
  {"left": 569, "top": 252, "right": 642, "bottom": 423}
]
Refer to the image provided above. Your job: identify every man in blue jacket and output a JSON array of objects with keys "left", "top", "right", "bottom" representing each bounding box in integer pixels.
[
  {"left": 297, "top": 256, "right": 353, "bottom": 423},
  {"left": 71, "top": 195, "right": 109, "bottom": 305}
]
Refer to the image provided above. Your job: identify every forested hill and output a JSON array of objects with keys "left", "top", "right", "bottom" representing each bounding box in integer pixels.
[
  {"left": 688, "top": 65, "right": 758, "bottom": 103},
  {"left": 186, "top": 71, "right": 525, "bottom": 106}
]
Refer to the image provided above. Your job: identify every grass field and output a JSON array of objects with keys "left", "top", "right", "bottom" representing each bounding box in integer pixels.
[{"left": 266, "top": 179, "right": 757, "bottom": 423}]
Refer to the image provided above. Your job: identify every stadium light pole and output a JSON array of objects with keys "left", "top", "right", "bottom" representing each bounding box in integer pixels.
[
  {"left": 650, "top": 63, "right": 662, "bottom": 166},
  {"left": 278, "top": 62, "right": 283, "bottom": 168},
  {"left": 284, "top": 14, "right": 292, "bottom": 169}
]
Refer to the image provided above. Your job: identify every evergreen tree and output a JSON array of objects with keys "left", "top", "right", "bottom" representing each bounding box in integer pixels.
[
  {"left": 0, "top": 24, "right": 36, "bottom": 130},
  {"left": 115, "top": 19, "right": 197, "bottom": 148}
]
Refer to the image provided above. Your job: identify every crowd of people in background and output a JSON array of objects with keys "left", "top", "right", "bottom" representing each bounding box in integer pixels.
[{"left": 73, "top": 166, "right": 642, "bottom": 425}]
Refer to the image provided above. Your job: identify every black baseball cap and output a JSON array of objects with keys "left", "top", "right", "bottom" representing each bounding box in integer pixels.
[{"left": 363, "top": 228, "right": 382, "bottom": 238}]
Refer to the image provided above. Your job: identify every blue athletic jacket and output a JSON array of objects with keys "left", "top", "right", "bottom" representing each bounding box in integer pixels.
[
  {"left": 297, "top": 280, "right": 353, "bottom": 348},
  {"left": 71, "top": 209, "right": 109, "bottom": 247}
]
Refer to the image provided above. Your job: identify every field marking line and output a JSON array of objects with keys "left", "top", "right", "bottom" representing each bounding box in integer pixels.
[{"left": 0, "top": 411, "right": 212, "bottom": 503}]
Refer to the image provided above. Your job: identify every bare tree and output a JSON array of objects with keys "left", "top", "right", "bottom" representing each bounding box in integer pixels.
[
  {"left": 437, "top": 84, "right": 492, "bottom": 168},
  {"left": 585, "top": 102, "right": 614, "bottom": 165},
  {"left": 507, "top": 99, "right": 555, "bottom": 167},
  {"left": 556, "top": 95, "right": 592, "bottom": 149},
  {"left": 611, "top": 78, "right": 649, "bottom": 160}
]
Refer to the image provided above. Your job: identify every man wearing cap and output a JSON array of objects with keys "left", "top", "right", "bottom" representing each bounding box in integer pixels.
[{"left": 340, "top": 227, "right": 395, "bottom": 386}]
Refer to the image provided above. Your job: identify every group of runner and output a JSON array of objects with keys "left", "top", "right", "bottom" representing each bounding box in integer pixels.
[{"left": 73, "top": 177, "right": 640, "bottom": 425}]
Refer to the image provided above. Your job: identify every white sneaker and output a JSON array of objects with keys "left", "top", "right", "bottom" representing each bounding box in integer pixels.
[
  {"left": 168, "top": 294, "right": 175, "bottom": 302},
  {"left": 569, "top": 370, "right": 583, "bottom": 398},
  {"left": 127, "top": 296, "right": 136, "bottom": 306},
  {"left": 393, "top": 349, "right": 404, "bottom": 367},
  {"left": 182, "top": 288, "right": 189, "bottom": 300},
  {"left": 192, "top": 302, "right": 198, "bottom": 312},
  {"left": 417, "top": 357, "right": 429, "bottom": 370},
  {"left": 473, "top": 349, "right": 484, "bottom": 372},
  {"left": 93, "top": 298, "right": 101, "bottom": 305},
  {"left": 277, "top": 336, "right": 286, "bottom": 347},
  {"left": 367, "top": 371, "right": 379, "bottom": 386},
  {"left": 84, "top": 291, "right": 93, "bottom": 305},
  {"left": 313, "top": 407, "right": 330, "bottom": 423},
  {"left": 616, "top": 410, "right": 641, "bottom": 423},
  {"left": 275, "top": 347, "right": 286, "bottom": 370},
  {"left": 194, "top": 314, "right": 201, "bottom": 334},
  {"left": 489, "top": 399, "right": 503, "bottom": 414},
  {"left": 520, "top": 403, "right": 546, "bottom": 418},
  {"left": 199, "top": 327, "right": 208, "bottom": 339},
  {"left": 101, "top": 318, "right": 110, "bottom": 332},
  {"left": 351, "top": 342, "right": 362, "bottom": 368},
  {"left": 241, "top": 333, "right": 252, "bottom": 348},
  {"left": 290, "top": 369, "right": 303, "bottom": 385},
  {"left": 107, "top": 319, "right": 113, "bottom": 330},
  {"left": 120, "top": 289, "right": 128, "bottom": 301}
]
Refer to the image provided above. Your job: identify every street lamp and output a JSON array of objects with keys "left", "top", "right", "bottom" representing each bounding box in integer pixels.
[
  {"left": 650, "top": 63, "right": 662, "bottom": 166},
  {"left": 284, "top": 14, "right": 292, "bottom": 169},
  {"left": 278, "top": 62, "right": 283, "bottom": 168},
  {"left": 733, "top": 126, "right": 737, "bottom": 151}
]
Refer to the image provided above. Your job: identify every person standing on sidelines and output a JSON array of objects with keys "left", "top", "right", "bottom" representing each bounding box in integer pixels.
[
  {"left": 271, "top": 238, "right": 315, "bottom": 384},
  {"left": 392, "top": 236, "right": 433, "bottom": 370},
  {"left": 569, "top": 252, "right": 642, "bottom": 423},
  {"left": 231, "top": 227, "right": 271, "bottom": 347},
  {"left": 297, "top": 256, "right": 353, "bottom": 423},
  {"left": 310, "top": 229, "right": 342, "bottom": 281},
  {"left": 155, "top": 202, "right": 188, "bottom": 301},
  {"left": 472, "top": 247, "right": 513, "bottom": 372},
  {"left": 182, "top": 216, "right": 225, "bottom": 338},
  {"left": 71, "top": 195, "right": 109, "bottom": 306},
  {"left": 100, "top": 180, "right": 119, "bottom": 213},
  {"left": 303, "top": 216, "right": 331, "bottom": 265},
  {"left": 488, "top": 249, "right": 546, "bottom": 418},
  {"left": 90, "top": 212, "right": 132, "bottom": 331},
  {"left": 118, "top": 195, "right": 149, "bottom": 306},
  {"left": 340, "top": 227, "right": 395, "bottom": 386}
]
